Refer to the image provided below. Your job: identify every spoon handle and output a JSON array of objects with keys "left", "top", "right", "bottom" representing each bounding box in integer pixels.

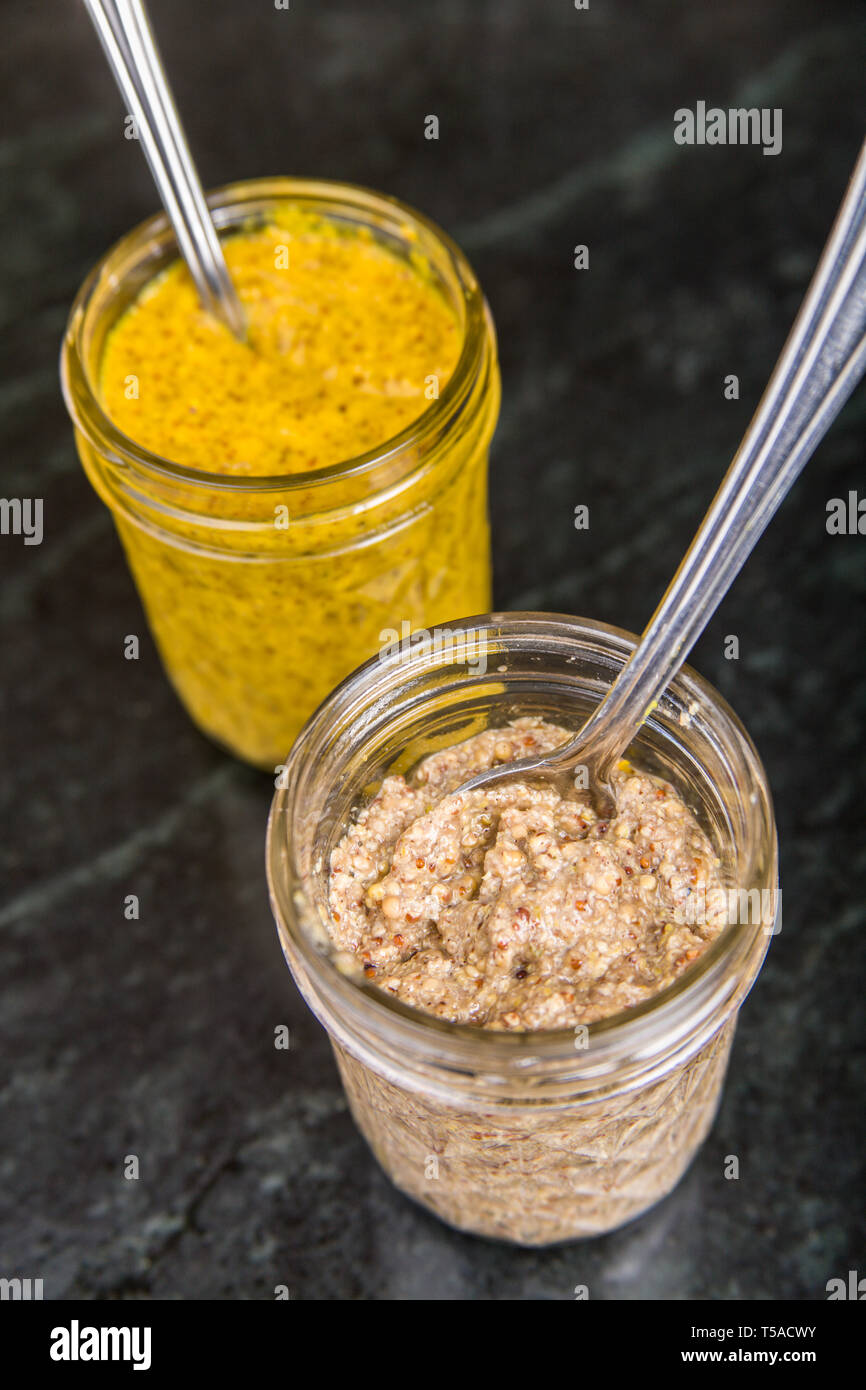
[
  {"left": 561, "top": 136, "right": 866, "bottom": 779},
  {"left": 83, "top": 0, "right": 246, "bottom": 339}
]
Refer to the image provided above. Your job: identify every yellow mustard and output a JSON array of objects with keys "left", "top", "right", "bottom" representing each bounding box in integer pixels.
[
  {"left": 100, "top": 215, "right": 462, "bottom": 475},
  {"left": 68, "top": 188, "right": 499, "bottom": 769}
]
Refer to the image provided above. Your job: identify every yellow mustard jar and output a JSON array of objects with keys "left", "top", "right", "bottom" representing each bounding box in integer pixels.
[{"left": 61, "top": 178, "right": 500, "bottom": 769}]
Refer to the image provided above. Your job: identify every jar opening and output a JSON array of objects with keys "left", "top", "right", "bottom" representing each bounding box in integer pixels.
[{"left": 60, "top": 177, "right": 489, "bottom": 495}]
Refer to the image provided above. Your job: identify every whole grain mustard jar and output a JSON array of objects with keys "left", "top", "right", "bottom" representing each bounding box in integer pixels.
[
  {"left": 61, "top": 178, "right": 499, "bottom": 769},
  {"left": 267, "top": 614, "right": 778, "bottom": 1245}
]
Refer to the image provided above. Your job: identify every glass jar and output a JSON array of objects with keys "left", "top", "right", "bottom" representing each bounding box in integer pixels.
[
  {"left": 60, "top": 178, "right": 499, "bottom": 770},
  {"left": 266, "top": 613, "right": 778, "bottom": 1245}
]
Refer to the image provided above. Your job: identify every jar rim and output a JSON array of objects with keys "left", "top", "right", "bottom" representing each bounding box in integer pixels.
[
  {"left": 266, "top": 612, "right": 778, "bottom": 1089},
  {"left": 60, "top": 175, "right": 489, "bottom": 494}
]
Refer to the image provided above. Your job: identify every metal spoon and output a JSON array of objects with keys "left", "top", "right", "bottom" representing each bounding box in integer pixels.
[
  {"left": 459, "top": 137, "right": 866, "bottom": 816},
  {"left": 83, "top": 0, "right": 245, "bottom": 339}
]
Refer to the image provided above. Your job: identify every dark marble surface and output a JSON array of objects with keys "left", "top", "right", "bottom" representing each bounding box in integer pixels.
[{"left": 1, "top": 0, "right": 864, "bottom": 1300}]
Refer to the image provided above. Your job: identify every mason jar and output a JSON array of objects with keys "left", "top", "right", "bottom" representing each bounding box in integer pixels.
[
  {"left": 266, "top": 613, "right": 778, "bottom": 1245},
  {"left": 60, "top": 178, "right": 499, "bottom": 769}
]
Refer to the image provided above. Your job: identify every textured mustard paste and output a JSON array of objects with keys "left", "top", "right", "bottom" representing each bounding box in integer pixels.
[
  {"left": 93, "top": 212, "right": 495, "bottom": 768},
  {"left": 100, "top": 217, "right": 462, "bottom": 473}
]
